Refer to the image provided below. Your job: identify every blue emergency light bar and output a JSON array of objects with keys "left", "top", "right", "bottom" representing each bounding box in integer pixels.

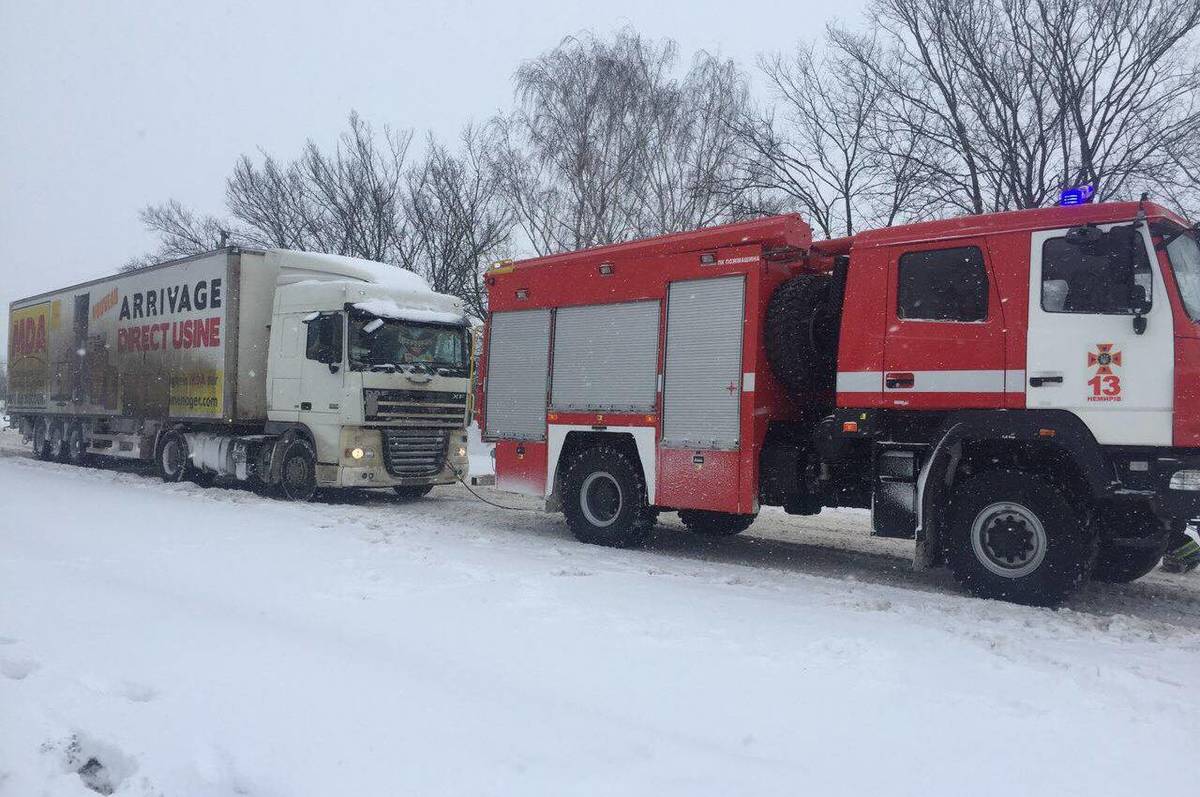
[{"left": 1059, "top": 185, "right": 1095, "bottom": 206}]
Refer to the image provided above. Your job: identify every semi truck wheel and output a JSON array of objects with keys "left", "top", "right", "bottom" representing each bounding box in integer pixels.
[
  {"left": 562, "top": 445, "right": 655, "bottom": 548},
  {"left": 678, "top": 509, "right": 757, "bottom": 536},
  {"left": 393, "top": 484, "right": 434, "bottom": 501},
  {"left": 65, "top": 425, "right": 90, "bottom": 467},
  {"left": 157, "top": 431, "right": 191, "bottom": 482},
  {"left": 279, "top": 440, "right": 318, "bottom": 501},
  {"left": 946, "top": 470, "right": 1095, "bottom": 606},
  {"left": 31, "top": 420, "right": 51, "bottom": 461},
  {"left": 765, "top": 275, "right": 838, "bottom": 395}
]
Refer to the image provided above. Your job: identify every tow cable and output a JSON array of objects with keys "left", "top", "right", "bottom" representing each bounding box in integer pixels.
[{"left": 450, "top": 466, "right": 540, "bottom": 512}]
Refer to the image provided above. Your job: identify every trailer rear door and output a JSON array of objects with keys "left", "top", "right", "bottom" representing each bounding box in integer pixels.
[{"left": 484, "top": 309, "right": 552, "bottom": 440}]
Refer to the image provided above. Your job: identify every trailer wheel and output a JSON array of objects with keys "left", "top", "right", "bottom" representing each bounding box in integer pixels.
[
  {"left": 157, "top": 431, "right": 190, "bottom": 482},
  {"left": 65, "top": 424, "right": 90, "bottom": 467},
  {"left": 48, "top": 422, "right": 68, "bottom": 462},
  {"left": 765, "top": 275, "right": 838, "bottom": 395},
  {"left": 678, "top": 509, "right": 757, "bottom": 536},
  {"left": 279, "top": 439, "right": 318, "bottom": 501},
  {"left": 947, "top": 470, "right": 1095, "bottom": 605},
  {"left": 562, "top": 445, "right": 654, "bottom": 548},
  {"left": 393, "top": 484, "right": 434, "bottom": 501},
  {"left": 1092, "top": 509, "right": 1172, "bottom": 583},
  {"left": 31, "top": 419, "right": 51, "bottom": 461}
]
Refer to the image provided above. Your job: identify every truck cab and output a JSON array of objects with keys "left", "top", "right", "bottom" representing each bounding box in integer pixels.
[{"left": 266, "top": 277, "right": 471, "bottom": 493}]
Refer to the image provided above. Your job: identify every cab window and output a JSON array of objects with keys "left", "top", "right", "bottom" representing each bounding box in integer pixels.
[
  {"left": 1041, "top": 225, "right": 1152, "bottom": 314},
  {"left": 897, "top": 246, "right": 989, "bottom": 322},
  {"left": 305, "top": 312, "right": 343, "bottom": 363}
]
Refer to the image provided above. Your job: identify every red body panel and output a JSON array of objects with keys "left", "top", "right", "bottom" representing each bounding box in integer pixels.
[{"left": 493, "top": 440, "right": 548, "bottom": 496}]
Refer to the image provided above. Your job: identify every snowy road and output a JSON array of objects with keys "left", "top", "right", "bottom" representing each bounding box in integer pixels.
[{"left": 1, "top": 430, "right": 1198, "bottom": 796}]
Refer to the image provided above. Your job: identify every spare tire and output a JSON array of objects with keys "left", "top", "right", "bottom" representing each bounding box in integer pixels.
[{"left": 765, "top": 275, "right": 838, "bottom": 395}]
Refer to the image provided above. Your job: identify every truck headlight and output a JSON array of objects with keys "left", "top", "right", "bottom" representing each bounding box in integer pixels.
[
  {"left": 1170, "top": 470, "right": 1200, "bottom": 490},
  {"left": 350, "top": 447, "right": 365, "bottom": 460},
  {"left": 340, "top": 429, "right": 382, "bottom": 464},
  {"left": 456, "top": 445, "right": 468, "bottom": 458}
]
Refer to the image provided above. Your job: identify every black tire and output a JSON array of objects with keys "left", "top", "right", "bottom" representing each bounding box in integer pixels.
[
  {"left": 31, "top": 419, "right": 52, "bottom": 461},
  {"left": 946, "top": 470, "right": 1096, "bottom": 606},
  {"left": 278, "top": 439, "right": 318, "bottom": 501},
  {"left": 678, "top": 509, "right": 757, "bottom": 536},
  {"left": 48, "top": 422, "right": 68, "bottom": 462},
  {"left": 764, "top": 275, "right": 838, "bottom": 395},
  {"left": 157, "top": 431, "right": 190, "bottom": 482},
  {"left": 561, "top": 445, "right": 655, "bottom": 548},
  {"left": 393, "top": 484, "right": 434, "bottom": 501},
  {"left": 1092, "top": 508, "right": 1172, "bottom": 583},
  {"left": 65, "top": 424, "right": 90, "bottom": 467}
]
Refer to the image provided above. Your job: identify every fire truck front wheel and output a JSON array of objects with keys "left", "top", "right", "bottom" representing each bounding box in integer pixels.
[
  {"left": 947, "top": 470, "right": 1095, "bottom": 606},
  {"left": 678, "top": 509, "right": 758, "bottom": 536},
  {"left": 562, "top": 446, "right": 654, "bottom": 548}
]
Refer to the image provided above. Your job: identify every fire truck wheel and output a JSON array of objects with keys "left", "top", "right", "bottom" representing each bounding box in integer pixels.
[
  {"left": 765, "top": 275, "right": 837, "bottom": 395},
  {"left": 279, "top": 440, "right": 318, "bottom": 502},
  {"left": 157, "top": 431, "right": 191, "bottom": 482},
  {"left": 562, "top": 445, "right": 654, "bottom": 548},
  {"left": 48, "top": 422, "right": 69, "bottom": 462},
  {"left": 1092, "top": 510, "right": 1172, "bottom": 583},
  {"left": 947, "top": 470, "right": 1095, "bottom": 606},
  {"left": 31, "top": 419, "right": 52, "bottom": 461},
  {"left": 65, "top": 424, "right": 90, "bottom": 467},
  {"left": 393, "top": 484, "right": 434, "bottom": 501},
  {"left": 678, "top": 509, "right": 757, "bottom": 536}
]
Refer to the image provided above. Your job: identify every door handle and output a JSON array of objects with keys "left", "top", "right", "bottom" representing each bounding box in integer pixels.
[
  {"left": 1028, "top": 375, "right": 1063, "bottom": 387},
  {"left": 885, "top": 372, "right": 915, "bottom": 389}
]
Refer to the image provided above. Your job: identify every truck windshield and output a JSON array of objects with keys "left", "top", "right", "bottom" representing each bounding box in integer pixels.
[
  {"left": 1166, "top": 229, "right": 1200, "bottom": 322},
  {"left": 348, "top": 314, "right": 468, "bottom": 373}
]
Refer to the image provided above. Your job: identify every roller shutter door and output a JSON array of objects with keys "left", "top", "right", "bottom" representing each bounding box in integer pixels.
[
  {"left": 551, "top": 301, "right": 660, "bottom": 412},
  {"left": 661, "top": 275, "right": 745, "bottom": 449},
  {"left": 484, "top": 309, "right": 551, "bottom": 440}
]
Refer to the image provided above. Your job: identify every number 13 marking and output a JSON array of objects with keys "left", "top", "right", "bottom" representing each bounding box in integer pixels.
[{"left": 1088, "top": 374, "right": 1121, "bottom": 396}]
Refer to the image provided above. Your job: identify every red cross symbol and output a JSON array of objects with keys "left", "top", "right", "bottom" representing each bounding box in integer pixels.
[{"left": 1088, "top": 343, "right": 1122, "bottom": 375}]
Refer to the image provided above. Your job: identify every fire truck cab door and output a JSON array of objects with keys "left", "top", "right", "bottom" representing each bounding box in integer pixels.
[{"left": 1026, "top": 224, "right": 1173, "bottom": 446}]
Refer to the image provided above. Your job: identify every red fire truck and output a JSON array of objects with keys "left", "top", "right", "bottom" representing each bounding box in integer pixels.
[{"left": 476, "top": 199, "right": 1200, "bottom": 604}]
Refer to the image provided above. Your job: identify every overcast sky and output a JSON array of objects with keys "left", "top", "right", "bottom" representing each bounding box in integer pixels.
[{"left": 1, "top": 0, "right": 865, "bottom": 352}]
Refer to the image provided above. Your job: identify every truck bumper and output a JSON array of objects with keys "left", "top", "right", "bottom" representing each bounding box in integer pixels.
[
  {"left": 316, "top": 426, "right": 469, "bottom": 489},
  {"left": 1156, "top": 454, "right": 1200, "bottom": 522}
]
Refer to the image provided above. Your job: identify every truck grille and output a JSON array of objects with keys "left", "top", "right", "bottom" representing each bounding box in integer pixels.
[
  {"left": 382, "top": 428, "right": 448, "bottom": 477},
  {"left": 364, "top": 389, "right": 467, "bottom": 428}
]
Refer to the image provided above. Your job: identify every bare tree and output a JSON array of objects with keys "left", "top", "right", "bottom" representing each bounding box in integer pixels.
[
  {"left": 135, "top": 113, "right": 418, "bottom": 271},
  {"left": 406, "top": 127, "right": 513, "bottom": 317},
  {"left": 824, "top": 0, "right": 1200, "bottom": 219},
  {"left": 493, "top": 29, "right": 758, "bottom": 255},
  {"left": 123, "top": 200, "right": 236, "bottom": 270}
]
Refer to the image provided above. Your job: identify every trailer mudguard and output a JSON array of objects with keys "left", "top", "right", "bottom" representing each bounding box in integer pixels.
[{"left": 913, "top": 409, "right": 1113, "bottom": 569}]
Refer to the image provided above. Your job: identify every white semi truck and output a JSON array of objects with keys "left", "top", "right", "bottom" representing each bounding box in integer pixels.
[{"left": 6, "top": 247, "right": 472, "bottom": 499}]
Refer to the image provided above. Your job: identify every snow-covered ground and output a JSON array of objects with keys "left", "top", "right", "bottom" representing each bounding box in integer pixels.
[{"left": 1, "top": 429, "right": 1197, "bottom": 796}]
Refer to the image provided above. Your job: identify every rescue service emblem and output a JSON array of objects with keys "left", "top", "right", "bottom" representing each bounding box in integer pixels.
[{"left": 1086, "top": 343, "right": 1122, "bottom": 402}]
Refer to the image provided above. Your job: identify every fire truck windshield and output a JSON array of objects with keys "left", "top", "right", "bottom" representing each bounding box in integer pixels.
[
  {"left": 1166, "top": 229, "right": 1200, "bottom": 321},
  {"left": 348, "top": 314, "right": 468, "bottom": 373}
]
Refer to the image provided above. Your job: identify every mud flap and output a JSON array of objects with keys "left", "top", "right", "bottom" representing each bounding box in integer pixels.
[{"left": 913, "top": 423, "right": 965, "bottom": 570}]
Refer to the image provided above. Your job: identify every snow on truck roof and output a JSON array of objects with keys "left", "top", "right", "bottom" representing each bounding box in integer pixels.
[
  {"left": 271, "top": 251, "right": 468, "bottom": 324},
  {"left": 271, "top": 249, "right": 431, "bottom": 293}
]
